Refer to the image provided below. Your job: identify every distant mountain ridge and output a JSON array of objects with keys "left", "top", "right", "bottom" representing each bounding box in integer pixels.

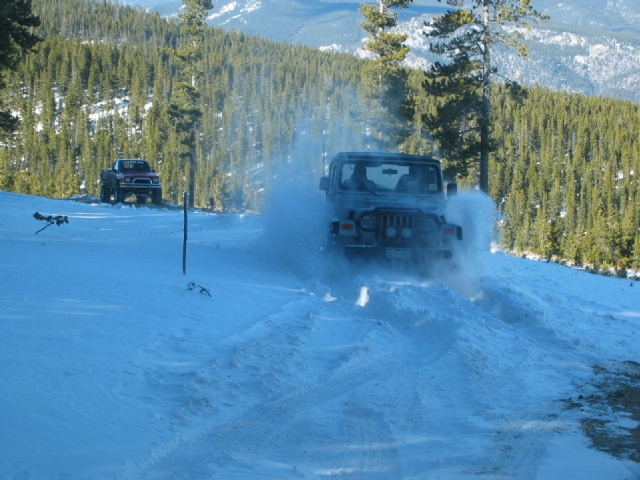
[{"left": 127, "top": 0, "right": 640, "bottom": 101}]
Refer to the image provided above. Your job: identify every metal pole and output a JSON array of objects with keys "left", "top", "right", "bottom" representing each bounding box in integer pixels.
[
  {"left": 183, "top": 191, "right": 188, "bottom": 274},
  {"left": 322, "top": 141, "right": 325, "bottom": 176},
  {"left": 322, "top": 142, "right": 326, "bottom": 199}
]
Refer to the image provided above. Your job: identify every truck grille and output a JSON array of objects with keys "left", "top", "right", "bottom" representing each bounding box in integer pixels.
[{"left": 132, "top": 178, "right": 152, "bottom": 185}]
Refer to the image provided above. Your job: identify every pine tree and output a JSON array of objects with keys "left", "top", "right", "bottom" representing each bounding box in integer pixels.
[
  {"left": 631, "top": 235, "right": 640, "bottom": 271},
  {"left": 423, "top": 0, "right": 548, "bottom": 190},
  {"left": 169, "top": 0, "right": 212, "bottom": 207},
  {"left": 0, "top": 0, "right": 42, "bottom": 133},
  {"left": 359, "top": 0, "right": 413, "bottom": 85},
  {"left": 358, "top": 0, "right": 413, "bottom": 148}
]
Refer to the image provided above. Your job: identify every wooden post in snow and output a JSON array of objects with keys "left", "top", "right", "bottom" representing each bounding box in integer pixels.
[{"left": 183, "top": 191, "right": 188, "bottom": 275}]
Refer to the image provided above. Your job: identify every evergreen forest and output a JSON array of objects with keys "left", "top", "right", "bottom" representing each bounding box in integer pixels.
[{"left": 1, "top": 0, "right": 640, "bottom": 272}]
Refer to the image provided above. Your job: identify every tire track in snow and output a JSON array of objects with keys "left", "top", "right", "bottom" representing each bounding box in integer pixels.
[
  {"left": 352, "top": 274, "right": 573, "bottom": 479},
  {"left": 339, "top": 406, "right": 403, "bottom": 480},
  {"left": 459, "top": 278, "right": 587, "bottom": 478},
  {"left": 135, "top": 348, "right": 401, "bottom": 478},
  {"left": 122, "top": 296, "right": 415, "bottom": 479},
  {"left": 470, "top": 412, "right": 565, "bottom": 479},
  {"left": 126, "top": 267, "right": 573, "bottom": 479}
]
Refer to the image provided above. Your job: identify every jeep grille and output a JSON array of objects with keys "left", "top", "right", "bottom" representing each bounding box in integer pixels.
[
  {"left": 377, "top": 211, "right": 439, "bottom": 248},
  {"left": 382, "top": 214, "right": 415, "bottom": 231}
]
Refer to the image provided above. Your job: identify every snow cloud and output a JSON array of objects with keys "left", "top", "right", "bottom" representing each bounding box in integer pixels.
[{"left": 443, "top": 190, "right": 498, "bottom": 295}]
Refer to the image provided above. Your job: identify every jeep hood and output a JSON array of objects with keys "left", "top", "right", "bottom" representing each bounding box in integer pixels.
[{"left": 337, "top": 192, "right": 446, "bottom": 215}]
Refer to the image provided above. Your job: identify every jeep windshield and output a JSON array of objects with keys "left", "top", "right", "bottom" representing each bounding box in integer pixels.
[{"left": 338, "top": 161, "right": 442, "bottom": 195}]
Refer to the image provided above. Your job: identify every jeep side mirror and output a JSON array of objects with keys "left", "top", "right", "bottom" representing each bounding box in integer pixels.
[
  {"left": 447, "top": 182, "right": 458, "bottom": 197},
  {"left": 319, "top": 176, "right": 330, "bottom": 192}
]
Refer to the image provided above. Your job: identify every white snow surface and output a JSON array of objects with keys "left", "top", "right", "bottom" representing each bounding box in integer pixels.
[{"left": 1, "top": 189, "right": 640, "bottom": 479}]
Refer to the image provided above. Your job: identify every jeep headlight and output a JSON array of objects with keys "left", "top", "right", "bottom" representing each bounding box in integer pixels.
[
  {"left": 419, "top": 216, "right": 438, "bottom": 234},
  {"left": 358, "top": 214, "right": 376, "bottom": 231},
  {"left": 401, "top": 227, "right": 413, "bottom": 239},
  {"left": 385, "top": 226, "right": 397, "bottom": 238}
]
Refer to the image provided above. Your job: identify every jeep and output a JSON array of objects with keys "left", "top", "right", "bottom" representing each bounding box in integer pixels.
[{"left": 319, "top": 152, "right": 462, "bottom": 267}]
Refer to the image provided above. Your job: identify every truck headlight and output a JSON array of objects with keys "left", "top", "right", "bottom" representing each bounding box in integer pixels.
[
  {"left": 401, "top": 227, "right": 413, "bottom": 239},
  {"left": 385, "top": 226, "right": 397, "bottom": 238}
]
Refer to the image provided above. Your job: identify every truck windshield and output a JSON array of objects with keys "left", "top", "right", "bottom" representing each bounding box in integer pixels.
[
  {"left": 118, "top": 161, "right": 151, "bottom": 173},
  {"left": 339, "top": 162, "right": 441, "bottom": 194}
]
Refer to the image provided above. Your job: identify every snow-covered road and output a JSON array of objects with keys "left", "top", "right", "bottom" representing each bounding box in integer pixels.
[{"left": 0, "top": 190, "right": 639, "bottom": 479}]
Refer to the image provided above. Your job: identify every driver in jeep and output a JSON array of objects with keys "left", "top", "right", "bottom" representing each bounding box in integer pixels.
[{"left": 341, "top": 163, "right": 376, "bottom": 192}]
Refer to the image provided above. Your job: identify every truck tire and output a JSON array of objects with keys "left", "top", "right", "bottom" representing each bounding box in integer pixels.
[
  {"left": 100, "top": 185, "right": 111, "bottom": 203},
  {"left": 152, "top": 188, "right": 162, "bottom": 205},
  {"left": 115, "top": 187, "right": 126, "bottom": 204}
]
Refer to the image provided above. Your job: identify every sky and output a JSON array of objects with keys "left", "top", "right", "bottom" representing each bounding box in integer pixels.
[{"left": 1, "top": 188, "right": 639, "bottom": 479}]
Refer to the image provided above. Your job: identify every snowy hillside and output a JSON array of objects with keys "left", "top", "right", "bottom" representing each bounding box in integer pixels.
[
  {"left": 1, "top": 188, "right": 640, "bottom": 479},
  {"left": 125, "top": 0, "right": 640, "bottom": 102}
]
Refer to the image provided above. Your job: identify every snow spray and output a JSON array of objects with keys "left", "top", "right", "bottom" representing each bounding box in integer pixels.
[{"left": 442, "top": 190, "right": 498, "bottom": 296}]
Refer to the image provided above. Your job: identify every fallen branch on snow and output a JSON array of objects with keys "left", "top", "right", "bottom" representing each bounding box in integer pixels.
[
  {"left": 34, "top": 212, "right": 69, "bottom": 234},
  {"left": 187, "top": 282, "right": 211, "bottom": 297}
]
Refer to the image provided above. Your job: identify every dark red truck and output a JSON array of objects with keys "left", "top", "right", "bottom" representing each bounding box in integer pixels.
[{"left": 99, "top": 159, "right": 162, "bottom": 205}]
